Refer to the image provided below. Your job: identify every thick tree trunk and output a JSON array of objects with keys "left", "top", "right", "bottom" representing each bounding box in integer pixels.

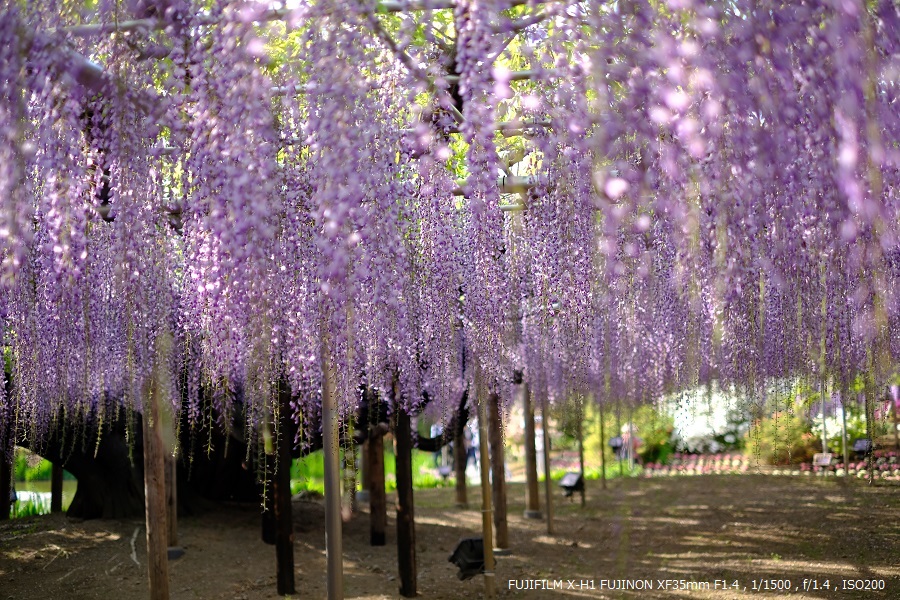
[
  {"left": 68, "top": 426, "right": 145, "bottom": 520},
  {"left": 488, "top": 392, "right": 508, "bottom": 550},
  {"left": 395, "top": 408, "right": 417, "bottom": 598},
  {"left": 522, "top": 383, "right": 540, "bottom": 518}
]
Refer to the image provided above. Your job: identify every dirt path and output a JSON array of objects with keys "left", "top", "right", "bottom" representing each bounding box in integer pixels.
[{"left": 2, "top": 475, "right": 898, "bottom": 599}]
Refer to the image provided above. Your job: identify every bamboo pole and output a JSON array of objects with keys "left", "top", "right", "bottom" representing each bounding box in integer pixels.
[
  {"left": 540, "top": 393, "right": 554, "bottom": 536},
  {"left": 322, "top": 344, "right": 344, "bottom": 600},
  {"left": 475, "top": 370, "right": 496, "bottom": 599},
  {"left": 523, "top": 383, "right": 541, "bottom": 518}
]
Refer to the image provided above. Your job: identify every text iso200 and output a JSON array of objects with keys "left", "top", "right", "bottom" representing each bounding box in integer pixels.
[{"left": 842, "top": 579, "right": 886, "bottom": 591}]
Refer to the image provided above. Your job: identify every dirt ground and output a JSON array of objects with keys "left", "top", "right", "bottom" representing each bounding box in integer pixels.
[{"left": 1, "top": 475, "right": 899, "bottom": 599}]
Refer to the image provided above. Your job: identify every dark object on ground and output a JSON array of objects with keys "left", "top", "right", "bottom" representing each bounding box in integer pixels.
[
  {"left": 449, "top": 537, "right": 484, "bottom": 580},
  {"left": 853, "top": 439, "right": 873, "bottom": 459},
  {"left": 559, "top": 472, "right": 584, "bottom": 498}
]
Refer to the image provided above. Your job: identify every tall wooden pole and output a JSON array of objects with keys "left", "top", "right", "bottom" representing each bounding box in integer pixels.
[
  {"left": 51, "top": 463, "right": 64, "bottom": 513},
  {"left": 274, "top": 384, "right": 295, "bottom": 596},
  {"left": 142, "top": 378, "right": 170, "bottom": 600},
  {"left": 839, "top": 388, "right": 849, "bottom": 476},
  {"left": 369, "top": 432, "right": 386, "bottom": 546},
  {"left": 358, "top": 440, "right": 370, "bottom": 504},
  {"left": 522, "top": 383, "right": 541, "bottom": 518},
  {"left": 164, "top": 457, "right": 177, "bottom": 545},
  {"left": 488, "top": 392, "right": 508, "bottom": 550},
  {"left": 0, "top": 447, "right": 11, "bottom": 521},
  {"left": 577, "top": 403, "right": 586, "bottom": 508},
  {"left": 475, "top": 371, "right": 496, "bottom": 599},
  {"left": 540, "top": 393, "right": 553, "bottom": 534},
  {"left": 395, "top": 405, "right": 417, "bottom": 598},
  {"left": 322, "top": 345, "right": 344, "bottom": 600},
  {"left": 453, "top": 422, "right": 468, "bottom": 508},
  {"left": 891, "top": 385, "right": 900, "bottom": 450},
  {"left": 598, "top": 402, "right": 607, "bottom": 490}
]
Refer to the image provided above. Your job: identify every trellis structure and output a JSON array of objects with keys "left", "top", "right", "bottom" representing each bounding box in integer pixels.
[{"left": 1, "top": 1, "right": 899, "bottom": 599}]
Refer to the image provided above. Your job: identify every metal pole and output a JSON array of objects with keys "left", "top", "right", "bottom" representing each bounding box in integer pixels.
[
  {"left": 475, "top": 367, "right": 496, "bottom": 599},
  {"left": 322, "top": 339, "right": 344, "bottom": 600}
]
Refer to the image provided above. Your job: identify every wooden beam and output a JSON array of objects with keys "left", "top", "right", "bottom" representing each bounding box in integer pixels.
[
  {"left": 62, "top": 0, "right": 561, "bottom": 36},
  {"left": 395, "top": 405, "right": 417, "bottom": 598},
  {"left": 369, "top": 431, "right": 387, "bottom": 546},
  {"left": 522, "top": 383, "right": 541, "bottom": 518},
  {"left": 488, "top": 392, "right": 509, "bottom": 550},
  {"left": 274, "top": 383, "right": 296, "bottom": 596}
]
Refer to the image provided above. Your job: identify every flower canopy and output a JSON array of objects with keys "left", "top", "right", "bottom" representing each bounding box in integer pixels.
[{"left": 1, "top": 0, "right": 898, "bottom": 450}]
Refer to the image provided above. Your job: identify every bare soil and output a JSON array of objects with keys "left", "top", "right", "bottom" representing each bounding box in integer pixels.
[{"left": 2, "top": 475, "right": 898, "bottom": 599}]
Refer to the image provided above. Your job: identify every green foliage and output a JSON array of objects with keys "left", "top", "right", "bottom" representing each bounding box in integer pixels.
[
  {"left": 11, "top": 497, "right": 45, "bottom": 519},
  {"left": 744, "top": 411, "right": 820, "bottom": 465},
  {"left": 290, "top": 444, "right": 453, "bottom": 496}
]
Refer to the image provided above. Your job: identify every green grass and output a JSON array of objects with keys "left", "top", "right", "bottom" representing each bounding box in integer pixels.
[{"left": 290, "top": 446, "right": 454, "bottom": 496}]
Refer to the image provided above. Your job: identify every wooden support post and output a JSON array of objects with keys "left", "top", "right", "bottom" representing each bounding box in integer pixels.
[
  {"left": 488, "top": 392, "right": 508, "bottom": 550},
  {"left": 274, "top": 384, "right": 295, "bottom": 596},
  {"left": 369, "top": 432, "right": 386, "bottom": 546},
  {"left": 453, "top": 422, "right": 468, "bottom": 508},
  {"left": 165, "top": 457, "right": 177, "bottom": 545},
  {"left": 476, "top": 372, "right": 496, "bottom": 599},
  {"left": 598, "top": 402, "right": 607, "bottom": 490},
  {"left": 523, "top": 383, "right": 541, "bottom": 518},
  {"left": 51, "top": 462, "right": 64, "bottom": 514},
  {"left": 577, "top": 406, "right": 586, "bottom": 508},
  {"left": 142, "top": 380, "right": 170, "bottom": 600},
  {"left": 892, "top": 386, "right": 900, "bottom": 450},
  {"left": 540, "top": 393, "right": 554, "bottom": 536},
  {"left": 0, "top": 447, "right": 11, "bottom": 521},
  {"left": 357, "top": 440, "right": 370, "bottom": 504},
  {"left": 322, "top": 348, "right": 344, "bottom": 599},
  {"left": 839, "top": 388, "right": 849, "bottom": 476},
  {"left": 395, "top": 407, "right": 417, "bottom": 598}
]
